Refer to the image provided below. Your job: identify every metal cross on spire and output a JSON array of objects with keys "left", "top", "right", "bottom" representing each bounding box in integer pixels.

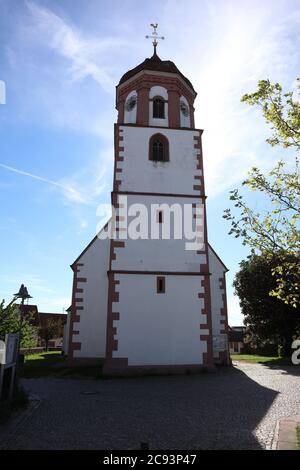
[{"left": 145, "top": 23, "right": 164, "bottom": 55}]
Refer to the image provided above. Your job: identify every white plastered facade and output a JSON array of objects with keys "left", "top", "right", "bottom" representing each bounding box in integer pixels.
[
  {"left": 116, "top": 126, "right": 202, "bottom": 195},
  {"left": 72, "top": 233, "right": 109, "bottom": 359},
  {"left": 113, "top": 274, "right": 208, "bottom": 365}
]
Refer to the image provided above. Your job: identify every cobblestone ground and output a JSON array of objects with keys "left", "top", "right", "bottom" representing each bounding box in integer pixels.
[{"left": 1, "top": 362, "right": 300, "bottom": 450}]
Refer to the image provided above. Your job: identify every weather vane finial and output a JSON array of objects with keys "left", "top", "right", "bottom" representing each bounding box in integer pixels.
[{"left": 145, "top": 23, "right": 164, "bottom": 55}]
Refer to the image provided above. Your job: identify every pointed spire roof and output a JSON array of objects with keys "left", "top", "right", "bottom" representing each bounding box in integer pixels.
[{"left": 118, "top": 52, "right": 195, "bottom": 93}]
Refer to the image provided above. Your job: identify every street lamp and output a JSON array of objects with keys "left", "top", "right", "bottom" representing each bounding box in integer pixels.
[
  {"left": 14, "top": 284, "right": 32, "bottom": 303},
  {"left": 14, "top": 284, "right": 32, "bottom": 395},
  {"left": 3, "top": 284, "right": 32, "bottom": 312},
  {"left": 0, "top": 284, "right": 32, "bottom": 399},
  {"left": 14, "top": 284, "right": 32, "bottom": 346}
]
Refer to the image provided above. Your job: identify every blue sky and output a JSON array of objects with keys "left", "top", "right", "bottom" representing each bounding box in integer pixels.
[{"left": 0, "top": 0, "right": 299, "bottom": 322}]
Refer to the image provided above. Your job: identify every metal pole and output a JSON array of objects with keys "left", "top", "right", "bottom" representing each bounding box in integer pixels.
[
  {"left": 8, "top": 365, "right": 16, "bottom": 400},
  {"left": 0, "top": 365, "right": 4, "bottom": 400},
  {"left": 2, "top": 285, "right": 32, "bottom": 399},
  {"left": 13, "top": 297, "right": 24, "bottom": 396}
]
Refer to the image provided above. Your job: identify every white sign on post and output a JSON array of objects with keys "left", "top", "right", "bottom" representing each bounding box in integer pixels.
[
  {"left": 0, "top": 333, "right": 20, "bottom": 400},
  {"left": 5, "top": 333, "right": 19, "bottom": 365},
  {"left": 0, "top": 340, "right": 5, "bottom": 365}
]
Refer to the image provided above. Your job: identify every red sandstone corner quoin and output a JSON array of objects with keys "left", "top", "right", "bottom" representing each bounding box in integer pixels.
[{"left": 68, "top": 263, "right": 86, "bottom": 358}]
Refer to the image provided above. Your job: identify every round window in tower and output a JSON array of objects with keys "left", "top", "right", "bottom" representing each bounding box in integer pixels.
[
  {"left": 125, "top": 95, "right": 137, "bottom": 111},
  {"left": 180, "top": 100, "right": 189, "bottom": 117}
]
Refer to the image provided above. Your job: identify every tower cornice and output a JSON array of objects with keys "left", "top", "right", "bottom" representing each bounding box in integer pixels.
[{"left": 117, "top": 69, "right": 196, "bottom": 101}]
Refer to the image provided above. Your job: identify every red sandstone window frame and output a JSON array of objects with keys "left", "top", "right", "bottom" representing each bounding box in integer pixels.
[
  {"left": 149, "top": 133, "right": 170, "bottom": 162},
  {"left": 157, "top": 276, "right": 166, "bottom": 294}
]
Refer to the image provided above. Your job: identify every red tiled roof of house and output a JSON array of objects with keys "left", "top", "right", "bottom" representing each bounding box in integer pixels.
[{"left": 39, "top": 313, "right": 67, "bottom": 326}]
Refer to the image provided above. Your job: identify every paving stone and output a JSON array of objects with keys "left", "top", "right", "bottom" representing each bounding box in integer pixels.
[
  {"left": 1, "top": 362, "right": 300, "bottom": 450},
  {"left": 277, "top": 440, "right": 297, "bottom": 450},
  {"left": 275, "top": 414, "right": 300, "bottom": 450}
]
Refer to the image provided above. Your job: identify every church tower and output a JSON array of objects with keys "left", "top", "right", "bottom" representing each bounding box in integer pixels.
[{"left": 67, "top": 28, "right": 229, "bottom": 374}]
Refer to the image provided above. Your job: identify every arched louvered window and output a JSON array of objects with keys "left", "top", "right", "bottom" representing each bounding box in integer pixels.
[
  {"left": 149, "top": 134, "right": 169, "bottom": 162},
  {"left": 153, "top": 97, "right": 165, "bottom": 119}
]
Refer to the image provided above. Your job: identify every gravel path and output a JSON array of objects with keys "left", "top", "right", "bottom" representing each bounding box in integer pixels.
[{"left": 1, "top": 362, "right": 300, "bottom": 450}]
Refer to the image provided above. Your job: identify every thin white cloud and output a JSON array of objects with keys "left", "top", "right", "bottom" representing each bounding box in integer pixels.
[
  {"left": 0, "top": 162, "right": 86, "bottom": 203},
  {"left": 0, "top": 273, "right": 54, "bottom": 295},
  {"left": 0, "top": 146, "right": 110, "bottom": 208},
  {"left": 3, "top": 1, "right": 123, "bottom": 139},
  {"left": 58, "top": 150, "right": 110, "bottom": 205},
  {"left": 24, "top": 0, "right": 125, "bottom": 92}
]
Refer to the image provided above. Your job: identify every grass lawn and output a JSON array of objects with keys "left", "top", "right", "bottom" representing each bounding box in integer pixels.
[
  {"left": 230, "top": 354, "right": 290, "bottom": 365},
  {"left": 23, "top": 351, "right": 102, "bottom": 379},
  {"left": 23, "top": 351, "right": 66, "bottom": 378},
  {"left": 24, "top": 350, "right": 62, "bottom": 361},
  {"left": 296, "top": 427, "right": 300, "bottom": 450}
]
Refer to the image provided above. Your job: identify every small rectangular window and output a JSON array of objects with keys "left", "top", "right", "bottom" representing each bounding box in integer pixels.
[
  {"left": 157, "top": 210, "right": 163, "bottom": 223},
  {"left": 157, "top": 276, "right": 165, "bottom": 294}
]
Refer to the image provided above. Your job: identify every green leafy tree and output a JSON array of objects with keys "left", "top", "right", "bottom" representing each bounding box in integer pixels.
[
  {"left": 224, "top": 79, "right": 300, "bottom": 308},
  {"left": 0, "top": 300, "right": 38, "bottom": 348},
  {"left": 39, "top": 319, "right": 61, "bottom": 351},
  {"left": 233, "top": 254, "right": 300, "bottom": 357}
]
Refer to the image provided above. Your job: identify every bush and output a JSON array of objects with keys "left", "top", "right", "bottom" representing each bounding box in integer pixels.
[{"left": 233, "top": 254, "right": 300, "bottom": 356}]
